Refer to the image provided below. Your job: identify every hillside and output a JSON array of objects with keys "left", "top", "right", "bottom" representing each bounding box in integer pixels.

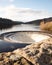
[
  {"left": 0, "top": 18, "right": 23, "bottom": 29},
  {"left": 0, "top": 17, "right": 52, "bottom": 29},
  {"left": 25, "top": 17, "right": 52, "bottom": 25}
]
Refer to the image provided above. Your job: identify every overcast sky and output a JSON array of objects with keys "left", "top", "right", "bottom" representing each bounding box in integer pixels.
[{"left": 0, "top": 0, "right": 52, "bottom": 22}]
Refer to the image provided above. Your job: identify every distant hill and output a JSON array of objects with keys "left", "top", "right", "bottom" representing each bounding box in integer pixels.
[
  {"left": 24, "top": 17, "right": 52, "bottom": 25},
  {"left": 0, "top": 18, "right": 23, "bottom": 29},
  {"left": 0, "top": 17, "right": 52, "bottom": 29}
]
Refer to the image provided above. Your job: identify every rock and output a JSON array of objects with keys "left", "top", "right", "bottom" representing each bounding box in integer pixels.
[
  {"left": 10, "top": 55, "right": 21, "bottom": 61},
  {"left": 14, "top": 38, "right": 52, "bottom": 65},
  {"left": 0, "top": 38, "right": 52, "bottom": 65},
  {"left": 0, "top": 54, "right": 3, "bottom": 61},
  {"left": 0, "top": 52, "right": 33, "bottom": 65}
]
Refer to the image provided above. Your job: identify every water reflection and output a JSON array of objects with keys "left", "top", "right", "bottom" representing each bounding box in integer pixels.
[
  {"left": 0, "top": 24, "right": 40, "bottom": 34},
  {"left": 0, "top": 40, "right": 29, "bottom": 52}
]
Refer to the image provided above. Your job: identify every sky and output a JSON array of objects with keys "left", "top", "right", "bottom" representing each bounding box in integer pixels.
[{"left": 0, "top": 0, "right": 52, "bottom": 22}]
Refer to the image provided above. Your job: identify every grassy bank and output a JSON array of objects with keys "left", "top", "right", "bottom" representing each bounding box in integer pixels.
[{"left": 40, "top": 22, "right": 52, "bottom": 32}]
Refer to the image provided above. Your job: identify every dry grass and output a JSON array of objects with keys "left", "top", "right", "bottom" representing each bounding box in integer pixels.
[{"left": 40, "top": 21, "right": 52, "bottom": 32}]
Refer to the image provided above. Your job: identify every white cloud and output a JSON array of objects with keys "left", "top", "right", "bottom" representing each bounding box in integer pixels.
[
  {"left": 9, "top": 0, "right": 14, "bottom": 2},
  {"left": 0, "top": 0, "right": 14, "bottom": 3},
  {"left": 0, "top": 5, "right": 52, "bottom": 22}
]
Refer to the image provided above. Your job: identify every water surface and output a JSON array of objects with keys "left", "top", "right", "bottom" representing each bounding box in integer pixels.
[
  {"left": 0, "top": 24, "right": 40, "bottom": 34},
  {"left": 0, "top": 24, "right": 40, "bottom": 52}
]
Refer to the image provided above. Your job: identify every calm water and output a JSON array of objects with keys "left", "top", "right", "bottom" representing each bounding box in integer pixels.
[
  {"left": 0, "top": 24, "right": 40, "bottom": 34},
  {"left": 0, "top": 24, "right": 40, "bottom": 52}
]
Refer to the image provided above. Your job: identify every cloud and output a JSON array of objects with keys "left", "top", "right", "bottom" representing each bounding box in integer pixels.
[
  {"left": 0, "top": 5, "right": 52, "bottom": 22},
  {"left": 9, "top": 0, "right": 14, "bottom": 2},
  {"left": 0, "top": 0, "right": 14, "bottom": 3}
]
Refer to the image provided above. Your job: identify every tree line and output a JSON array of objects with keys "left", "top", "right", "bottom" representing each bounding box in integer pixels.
[{"left": 0, "top": 18, "right": 22, "bottom": 29}]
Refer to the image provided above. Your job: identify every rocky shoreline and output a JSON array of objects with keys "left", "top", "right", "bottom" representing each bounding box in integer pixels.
[{"left": 0, "top": 38, "right": 52, "bottom": 65}]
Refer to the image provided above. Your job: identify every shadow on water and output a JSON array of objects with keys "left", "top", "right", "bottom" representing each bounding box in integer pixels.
[
  {"left": 0, "top": 40, "right": 29, "bottom": 53},
  {"left": 0, "top": 24, "right": 21, "bottom": 30}
]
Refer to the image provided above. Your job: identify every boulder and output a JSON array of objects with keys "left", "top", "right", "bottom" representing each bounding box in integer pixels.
[{"left": 0, "top": 38, "right": 52, "bottom": 65}]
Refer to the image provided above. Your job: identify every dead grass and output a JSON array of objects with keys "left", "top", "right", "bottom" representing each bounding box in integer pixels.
[{"left": 40, "top": 21, "right": 52, "bottom": 32}]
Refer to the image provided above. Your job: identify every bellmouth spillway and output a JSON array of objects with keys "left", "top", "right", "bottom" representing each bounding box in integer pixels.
[{"left": 2, "top": 31, "right": 51, "bottom": 44}]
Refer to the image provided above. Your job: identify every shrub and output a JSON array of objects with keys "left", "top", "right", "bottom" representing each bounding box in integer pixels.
[{"left": 40, "top": 21, "right": 52, "bottom": 32}]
